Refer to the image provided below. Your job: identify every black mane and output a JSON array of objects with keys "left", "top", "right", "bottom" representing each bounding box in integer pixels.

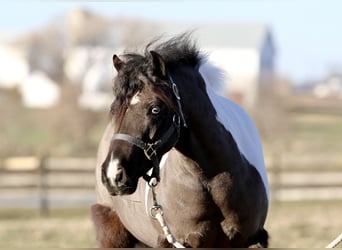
[{"left": 147, "top": 33, "right": 202, "bottom": 68}]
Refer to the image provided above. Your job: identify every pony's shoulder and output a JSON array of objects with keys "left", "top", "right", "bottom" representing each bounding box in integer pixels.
[{"left": 199, "top": 62, "right": 269, "bottom": 198}]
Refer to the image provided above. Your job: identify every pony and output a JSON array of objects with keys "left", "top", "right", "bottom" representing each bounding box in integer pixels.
[{"left": 91, "top": 34, "right": 269, "bottom": 248}]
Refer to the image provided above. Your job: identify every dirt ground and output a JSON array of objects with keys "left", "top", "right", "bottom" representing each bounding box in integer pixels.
[
  {"left": 0, "top": 200, "right": 341, "bottom": 248},
  {"left": 266, "top": 200, "right": 342, "bottom": 248}
]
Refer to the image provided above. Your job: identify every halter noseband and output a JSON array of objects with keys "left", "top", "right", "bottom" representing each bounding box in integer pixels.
[{"left": 111, "top": 75, "right": 186, "bottom": 185}]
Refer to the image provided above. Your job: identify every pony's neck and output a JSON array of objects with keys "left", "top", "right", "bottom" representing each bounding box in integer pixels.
[{"left": 171, "top": 67, "right": 243, "bottom": 178}]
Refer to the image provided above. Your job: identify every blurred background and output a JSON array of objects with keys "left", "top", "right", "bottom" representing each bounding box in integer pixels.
[{"left": 0, "top": 0, "right": 341, "bottom": 248}]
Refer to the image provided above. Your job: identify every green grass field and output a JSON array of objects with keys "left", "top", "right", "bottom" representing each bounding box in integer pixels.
[
  {"left": 289, "top": 112, "right": 342, "bottom": 156},
  {"left": 0, "top": 201, "right": 341, "bottom": 248}
]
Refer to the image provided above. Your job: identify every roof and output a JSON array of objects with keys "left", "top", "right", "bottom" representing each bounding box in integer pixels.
[
  {"left": 63, "top": 9, "right": 274, "bottom": 52},
  {"left": 160, "top": 21, "right": 272, "bottom": 50}
]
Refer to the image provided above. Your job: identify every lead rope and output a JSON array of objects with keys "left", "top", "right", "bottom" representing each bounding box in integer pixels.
[
  {"left": 148, "top": 178, "right": 185, "bottom": 248},
  {"left": 326, "top": 233, "right": 342, "bottom": 248}
]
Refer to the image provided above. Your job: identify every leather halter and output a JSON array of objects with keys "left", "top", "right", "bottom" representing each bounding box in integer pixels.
[{"left": 111, "top": 75, "right": 186, "bottom": 185}]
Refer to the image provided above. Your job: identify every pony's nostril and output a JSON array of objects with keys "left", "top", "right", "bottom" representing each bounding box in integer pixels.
[
  {"left": 115, "top": 170, "right": 124, "bottom": 184},
  {"left": 101, "top": 167, "right": 108, "bottom": 185}
]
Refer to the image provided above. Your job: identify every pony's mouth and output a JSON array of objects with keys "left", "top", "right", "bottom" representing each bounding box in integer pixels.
[
  {"left": 104, "top": 183, "right": 136, "bottom": 196},
  {"left": 101, "top": 162, "right": 137, "bottom": 196}
]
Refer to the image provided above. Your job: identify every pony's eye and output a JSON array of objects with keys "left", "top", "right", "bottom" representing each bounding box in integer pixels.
[{"left": 151, "top": 106, "right": 161, "bottom": 115}]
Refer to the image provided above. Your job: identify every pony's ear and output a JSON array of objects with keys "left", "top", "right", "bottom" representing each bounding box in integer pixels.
[
  {"left": 150, "top": 50, "right": 166, "bottom": 78},
  {"left": 113, "top": 54, "right": 124, "bottom": 72}
]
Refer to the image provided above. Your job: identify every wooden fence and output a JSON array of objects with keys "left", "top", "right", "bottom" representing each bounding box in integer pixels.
[
  {"left": 0, "top": 154, "right": 342, "bottom": 215},
  {"left": 266, "top": 153, "right": 342, "bottom": 201},
  {"left": 0, "top": 156, "right": 96, "bottom": 216}
]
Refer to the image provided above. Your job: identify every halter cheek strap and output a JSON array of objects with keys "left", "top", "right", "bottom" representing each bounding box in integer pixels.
[{"left": 111, "top": 114, "right": 181, "bottom": 184}]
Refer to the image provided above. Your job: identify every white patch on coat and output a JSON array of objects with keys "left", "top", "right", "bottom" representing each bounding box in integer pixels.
[{"left": 199, "top": 60, "right": 270, "bottom": 200}]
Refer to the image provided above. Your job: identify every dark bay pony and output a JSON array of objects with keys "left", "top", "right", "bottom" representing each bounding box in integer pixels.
[{"left": 91, "top": 34, "right": 269, "bottom": 248}]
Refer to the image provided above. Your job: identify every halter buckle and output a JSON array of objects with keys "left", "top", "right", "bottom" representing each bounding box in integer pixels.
[
  {"left": 144, "top": 143, "right": 157, "bottom": 161},
  {"left": 150, "top": 204, "right": 164, "bottom": 218},
  {"left": 173, "top": 114, "right": 181, "bottom": 128}
]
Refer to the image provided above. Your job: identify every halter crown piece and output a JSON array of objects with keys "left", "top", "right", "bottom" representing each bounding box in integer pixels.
[
  {"left": 169, "top": 75, "right": 187, "bottom": 128},
  {"left": 111, "top": 73, "right": 186, "bottom": 186}
]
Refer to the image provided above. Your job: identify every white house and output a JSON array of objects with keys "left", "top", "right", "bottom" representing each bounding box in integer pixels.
[
  {"left": 0, "top": 46, "right": 29, "bottom": 89},
  {"left": 0, "top": 46, "right": 60, "bottom": 108},
  {"left": 19, "top": 71, "right": 60, "bottom": 108},
  {"left": 313, "top": 73, "right": 342, "bottom": 99},
  {"left": 195, "top": 23, "right": 275, "bottom": 106},
  {"left": 157, "top": 22, "right": 276, "bottom": 107},
  {"left": 63, "top": 18, "right": 276, "bottom": 109},
  {"left": 64, "top": 46, "right": 114, "bottom": 110}
]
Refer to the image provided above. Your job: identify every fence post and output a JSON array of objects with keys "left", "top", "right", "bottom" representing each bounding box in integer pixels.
[{"left": 38, "top": 154, "right": 49, "bottom": 217}]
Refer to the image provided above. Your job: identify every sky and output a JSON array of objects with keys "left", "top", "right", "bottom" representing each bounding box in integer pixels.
[{"left": 1, "top": 0, "right": 342, "bottom": 85}]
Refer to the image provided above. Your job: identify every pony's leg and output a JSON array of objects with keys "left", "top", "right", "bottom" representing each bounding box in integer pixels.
[
  {"left": 157, "top": 237, "right": 173, "bottom": 248},
  {"left": 91, "top": 203, "right": 137, "bottom": 247}
]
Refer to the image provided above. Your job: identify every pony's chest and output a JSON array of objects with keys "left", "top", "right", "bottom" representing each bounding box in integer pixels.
[
  {"left": 156, "top": 182, "right": 223, "bottom": 246},
  {"left": 159, "top": 166, "right": 216, "bottom": 221}
]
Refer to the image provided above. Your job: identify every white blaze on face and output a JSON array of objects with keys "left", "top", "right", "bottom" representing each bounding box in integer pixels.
[
  {"left": 106, "top": 154, "right": 120, "bottom": 185},
  {"left": 130, "top": 92, "right": 141, "bottom": 105}
]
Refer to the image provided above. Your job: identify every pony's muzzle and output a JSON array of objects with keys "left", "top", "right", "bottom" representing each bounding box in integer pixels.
[
  {"left": 101, "top": 157, "right": 134, "bottom": 196},
  {"left": 106, "top": 159, "right": 125, "bottom": 186}
]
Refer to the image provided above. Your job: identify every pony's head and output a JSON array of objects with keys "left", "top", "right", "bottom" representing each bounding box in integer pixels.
[{"left": 101, "top": 50, "right": 184, "bottom": 195}]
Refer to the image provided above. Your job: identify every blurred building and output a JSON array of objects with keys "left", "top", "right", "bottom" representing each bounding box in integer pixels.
[
  {"left": 19, "top": 71, "right": 60, "bottom": 108},
  {"left": 0, "top": 8, "right": 276, "bottom": 109},
  {"left": 111, "top": 21, "right": 276, "bottom": 107},
  {"left": 196, "top": 23, "right": 276, "bottom": 107},
  {"left": 0, "top": 46, "right": 29, "bottom": 89},
  {"left": 157, "top": 22, "right": 274, "bottom": 107},
  {"left": 313, "top": 73, "right": 342, "bottom": 99},
  {"left": 64, "top": 9, "right": 277, "bottom": 108},
  {"left": 63, "top": 46, "right": 114, "bottom": 110}
]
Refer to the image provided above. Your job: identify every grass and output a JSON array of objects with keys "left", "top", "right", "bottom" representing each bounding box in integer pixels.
[
  {"left": 289, "top": 112, "right": 342, "bottom": 156},
  {"left": 0, "top": 88, "right": 109, "bottom": 157},
  {"left": 0, "top": 201, "right": 341, "bottom": 248}
]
